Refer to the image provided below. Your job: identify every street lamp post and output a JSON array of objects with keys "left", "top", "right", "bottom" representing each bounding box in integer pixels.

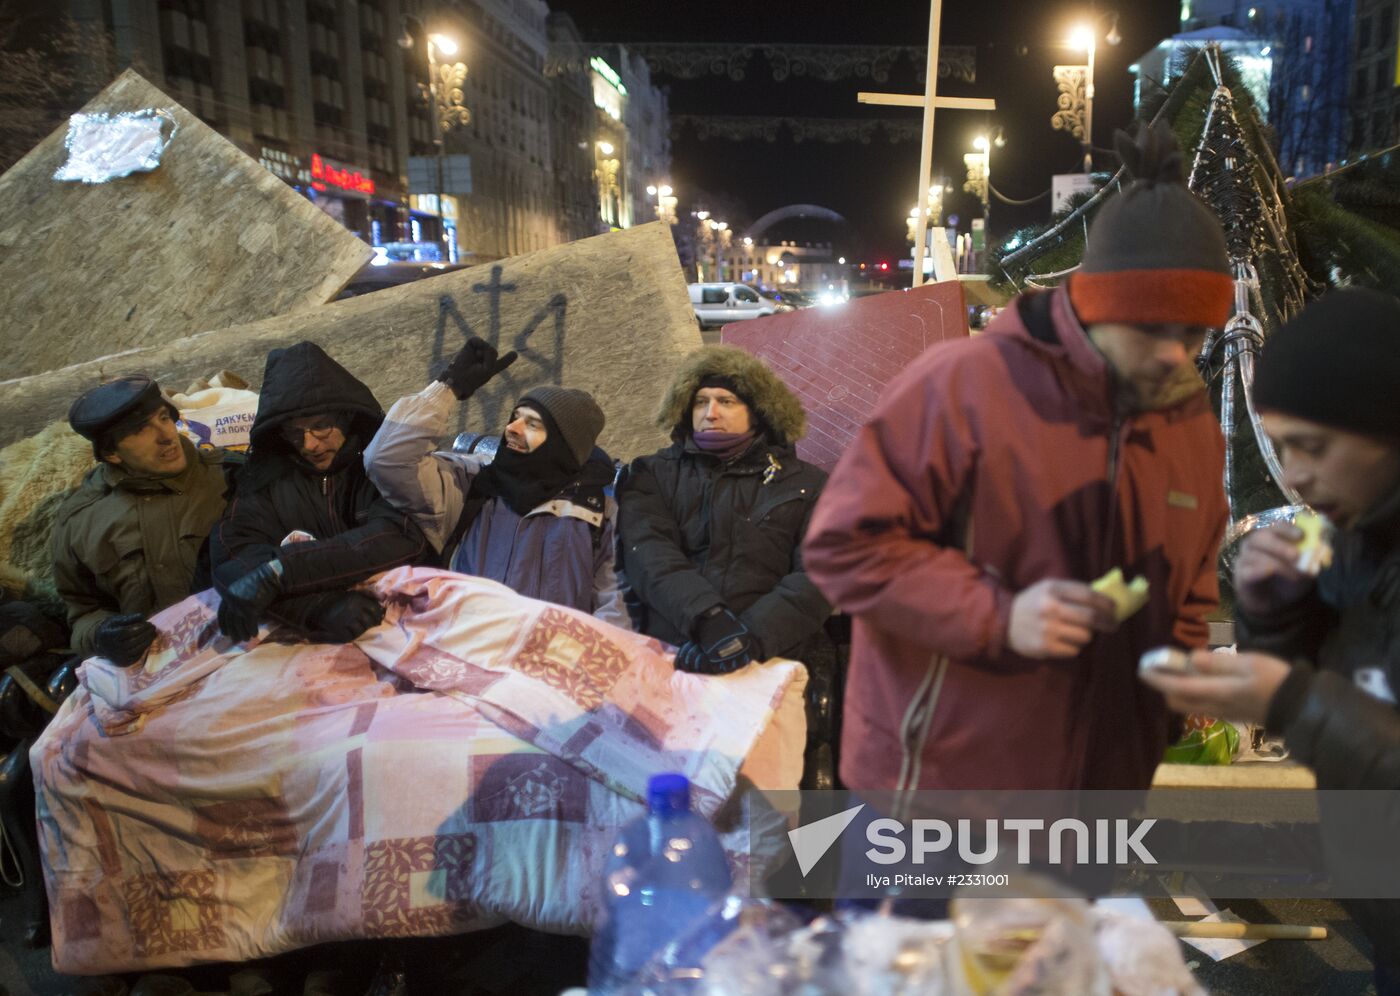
[
  {"left": 692, "top": 210, "right": 712, "bottom": 280},
  {"left": 907, "top": 177, "right": 952, "bottom": 276},
  {"left": 708, "top": 219, "right": 730, "bottom": 280},
  {"left": 646, "top": 183, "right": 676, "bottom": 225},
  {"left": 427, "top": 33, "right": 468, "bottom": 259},
  {"left": 1070, "top": 26, "right": 1096, "bottom": 174},
  {"left": 402, "top": 20, "right": 470, "bottom": 261},
  {"left": 971, "top": 135, "right": 991, "bottom": 229},
  {"left": 1065, "top": 14, "right": 1120, "bottom": 174}
]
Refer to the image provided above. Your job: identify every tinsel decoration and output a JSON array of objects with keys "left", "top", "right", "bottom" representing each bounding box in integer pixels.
[{"left": 1187, "top": 86, "right": 1264, "bottom": 264}]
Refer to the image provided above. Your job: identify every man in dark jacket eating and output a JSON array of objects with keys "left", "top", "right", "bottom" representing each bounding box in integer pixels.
[
  {"left": 1141, "top": 288, "right": 1400, "bottom": 992},
  {"left": 211, "top": 341, "right": 428, "bottom": 643}
]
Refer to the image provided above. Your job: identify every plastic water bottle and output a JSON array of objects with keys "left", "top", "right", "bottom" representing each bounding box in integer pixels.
[{"left": 588, "top": 773, "right": 733, "bottom": 993}]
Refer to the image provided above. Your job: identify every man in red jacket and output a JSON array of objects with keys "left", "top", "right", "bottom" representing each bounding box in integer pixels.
[{"left": 804, "top": 122, "right": 1233, "bottom": 792}]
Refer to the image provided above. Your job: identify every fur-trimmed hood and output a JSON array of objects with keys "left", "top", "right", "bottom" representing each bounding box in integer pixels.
[{"left": 656, "top": 345, "right": 807, "bottom": 444}]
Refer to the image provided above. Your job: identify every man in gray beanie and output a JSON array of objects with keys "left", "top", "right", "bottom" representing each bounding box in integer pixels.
[
  {"left": 365, "top": 337, "right": 626, "bottom": 625},
  {"left": 1141, "top": 288, "right": 1400, "bottom": 992}
]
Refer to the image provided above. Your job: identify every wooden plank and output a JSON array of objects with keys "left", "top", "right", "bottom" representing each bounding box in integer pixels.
[
  {"left": 958, "top": 274, "right": 1011, "bottom": 308},
  {"left": 720, "top": 281, "right": 968, "bottom": 473},
  {"left": 0, "top": 69, "right": 371, "bottom": 380},
  {"left": 0, "top": 223, "right": 701, "bottom": 462},
  {"left": 1151, "top": 762, "right": 1317, "bottom": 790},
  {"left": 856, "top": 92, "right": 997, "bottom": 111}
]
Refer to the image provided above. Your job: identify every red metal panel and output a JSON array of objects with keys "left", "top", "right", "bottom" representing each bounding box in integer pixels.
[{"left": 720, "top": 281, "right": 969, "bottom": 472}]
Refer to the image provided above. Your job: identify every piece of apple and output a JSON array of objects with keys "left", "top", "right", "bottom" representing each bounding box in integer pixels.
[
  {"left": 1294, "top": 511, "right": 1334, "bottom": 576},
  {"left": 1091, "top": 567, "right": 1151, "bottom": 622}
]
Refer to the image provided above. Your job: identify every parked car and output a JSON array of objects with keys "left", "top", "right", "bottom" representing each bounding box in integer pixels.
[
  {"left": 336, "top": 261, "right": 470, "bottom": 299},
  {"left": 689, "top": 282, "right": 788, "bottom": 328}
]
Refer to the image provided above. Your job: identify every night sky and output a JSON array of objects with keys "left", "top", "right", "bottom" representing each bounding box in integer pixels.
[{"left": 551, "top": 0, "right": 1180, "bottom": 263}]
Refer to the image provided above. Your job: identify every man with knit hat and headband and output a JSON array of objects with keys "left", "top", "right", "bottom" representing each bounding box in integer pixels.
[
  {"left": 365, "top": 337, "right": 627, "bottom": 625},
  {"left": 1141, "top": 288, "right": 1400, "bottom": 992},
  {"left": 804, "top": 120, "right": 1234, "bottom": 792}
]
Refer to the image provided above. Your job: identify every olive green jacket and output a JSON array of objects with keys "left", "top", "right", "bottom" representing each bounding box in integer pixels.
[{"left": 48, "top": 438, "right": 231, "bottom": 654}]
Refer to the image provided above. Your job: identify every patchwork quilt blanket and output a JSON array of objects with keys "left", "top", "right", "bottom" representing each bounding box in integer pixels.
[{"left": 32, "top": 567, "right": 806, "bottom": 974}]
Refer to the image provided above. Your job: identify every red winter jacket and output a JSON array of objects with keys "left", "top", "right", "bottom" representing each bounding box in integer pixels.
[{"left": 803, "top": 286, "right": 1228, "bottom": 791}]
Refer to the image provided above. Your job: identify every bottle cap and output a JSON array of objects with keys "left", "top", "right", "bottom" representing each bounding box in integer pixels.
[{"left": 647, "top": 773, "right": 691, "bottom": 816}]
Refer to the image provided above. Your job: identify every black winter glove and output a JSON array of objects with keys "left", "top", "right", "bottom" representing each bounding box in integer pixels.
[
  {"left": 673, "top": 606, "right": 764, "bottom": 675},
  {"left": 438, "top": 336, "right": 519, "bottom": 401},
  {"left": 217, "top": 559, "right": 285, "bottom": 643},
  {"left": 307, "top": 591, "right": 385, "bottom": 643},
  {"left": 93, "top": 612, "right": 157, "bottom": 667}
]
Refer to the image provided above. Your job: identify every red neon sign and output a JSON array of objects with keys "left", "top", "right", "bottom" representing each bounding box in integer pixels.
[{"left": 310, "top": 153, "right": 375, "bottom": 196}]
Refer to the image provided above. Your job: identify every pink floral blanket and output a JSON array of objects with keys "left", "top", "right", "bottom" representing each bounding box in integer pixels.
[{"left": 32, "top": 568, "right": 806, "bottom": 974}]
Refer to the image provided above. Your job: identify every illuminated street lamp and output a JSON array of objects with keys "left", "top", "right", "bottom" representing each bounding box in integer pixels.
[
  {"left": 401, "top": 19, "right": 469, "bottom": 260},
  {"left": 906, "top": 175, "right": 954, "bottom": 249},
  {"left": 1070, "top": 24, "right": 1097, "bottom": 175},
  {"left": 1058, "top": 13, "right": 1121, "bottom": 173},
  {"left": 690, "top": 211, "right": 729, "bottom": 280},
  {"left": 709, "top": 219, "right": 730, "bottom": 280},
  {"left": 964, "top": 134, "right": 992, "bottom": 248},
  {"left": 646, "top": 182, "right": 677, "bottom": 225}
]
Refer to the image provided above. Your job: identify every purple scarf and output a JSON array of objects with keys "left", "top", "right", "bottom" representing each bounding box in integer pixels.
[{"left": 693, "top": 429, "right": 757, "bottom": 462}]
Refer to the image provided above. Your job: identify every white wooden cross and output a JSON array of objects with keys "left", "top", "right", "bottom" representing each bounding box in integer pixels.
[{"left": 857, "top": 0, "right": 996, "bottom": 287}]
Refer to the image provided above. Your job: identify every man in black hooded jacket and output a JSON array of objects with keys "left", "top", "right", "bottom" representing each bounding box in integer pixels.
[{"left": 211, "top": 342, "right": 429, "bottom": 643}]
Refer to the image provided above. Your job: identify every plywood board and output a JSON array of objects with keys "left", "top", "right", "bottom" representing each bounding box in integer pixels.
[
  {"left": 0, "top": 69, "right": 371, "bottom": 379},
  {"left": 0, "top": 223, "right": 701, "bottom": 462},
  {"left": 720, "top": 280, "right": 968, "bottom": 472}
]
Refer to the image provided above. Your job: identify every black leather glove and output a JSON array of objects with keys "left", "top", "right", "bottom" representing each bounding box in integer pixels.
[
  {"left": 438, "top": 336, "right": 519, "bottom": 401},
  {"left": 217, "top": 560, "right": 285, "bottom": 643},
  {"left": 673, "top": 606, "right": 764, "bottom": 675},
  {"left": 93, "top": 612, "right": 157, "bottom": 667},
  {"left": 308, "top": 591, "right": 385, "bottom": 643}
]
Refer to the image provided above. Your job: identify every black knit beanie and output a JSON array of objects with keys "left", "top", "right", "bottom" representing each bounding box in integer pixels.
[
  {"left": 696, "top": 374, "right": 756, "bottom": 411},
  {"left": 1070, "top": 120, "right": 1233, "bottom": 328},
  {"left": 1254, "top": 288, "right": 1400, "bottom": 439}
]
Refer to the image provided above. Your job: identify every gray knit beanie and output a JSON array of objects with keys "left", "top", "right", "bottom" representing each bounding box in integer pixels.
[
  {"left": 1070, "top": 120, "right": 1233, "bottom": 328},
  {"left": 517, "top": 385, "right": 606, "bottom": 465}
]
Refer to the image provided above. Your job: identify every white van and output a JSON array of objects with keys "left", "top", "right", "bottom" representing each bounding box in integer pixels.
[{"left": 688, "top": 282, "right": 779, "bottom": 328}]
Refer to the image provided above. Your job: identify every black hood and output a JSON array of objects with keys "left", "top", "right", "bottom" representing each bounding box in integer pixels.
[
  {"left": 249, "top": 342, "right": 383, "bottom": 452},
  {"left": 243, "top": 342, "right": 383, "bottom": 488}
]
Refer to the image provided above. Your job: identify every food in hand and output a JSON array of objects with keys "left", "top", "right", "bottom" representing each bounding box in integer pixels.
[
  {"left": 1294, "top": 510, "right": 1334, "bottom": 576},
  {"left": 1139, "top": 646, "right": 1193, "bottom": 675},
  {"left": 1091, "top": 567, "right": 1150, "bottom": 622}
]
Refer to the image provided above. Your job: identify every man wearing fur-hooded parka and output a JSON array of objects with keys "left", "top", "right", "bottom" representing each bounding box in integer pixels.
[{"left": 619, "top": 345, "right": 830, "bottom": 673}]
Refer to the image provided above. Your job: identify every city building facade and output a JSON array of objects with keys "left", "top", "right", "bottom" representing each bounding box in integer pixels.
[
  {"left": 61, "top": 0, "right": 668, "bottom": 261},
  {"left": 588, "top": 44, "right": 671, "bottom": 231},
  {"left": 731, "top": 240, "right": 845, "bottom": 295},
  {"left": 1349, "top": 0, "right": 1400, "bottom": 153},
  {"left": 1134, "top": 0, "right": 1355, "bottom": 177}
]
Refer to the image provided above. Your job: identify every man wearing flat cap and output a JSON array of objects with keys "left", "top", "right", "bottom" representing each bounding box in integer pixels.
[{"left": 49, "top": 375, "right": 233, "bottom": 664}]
